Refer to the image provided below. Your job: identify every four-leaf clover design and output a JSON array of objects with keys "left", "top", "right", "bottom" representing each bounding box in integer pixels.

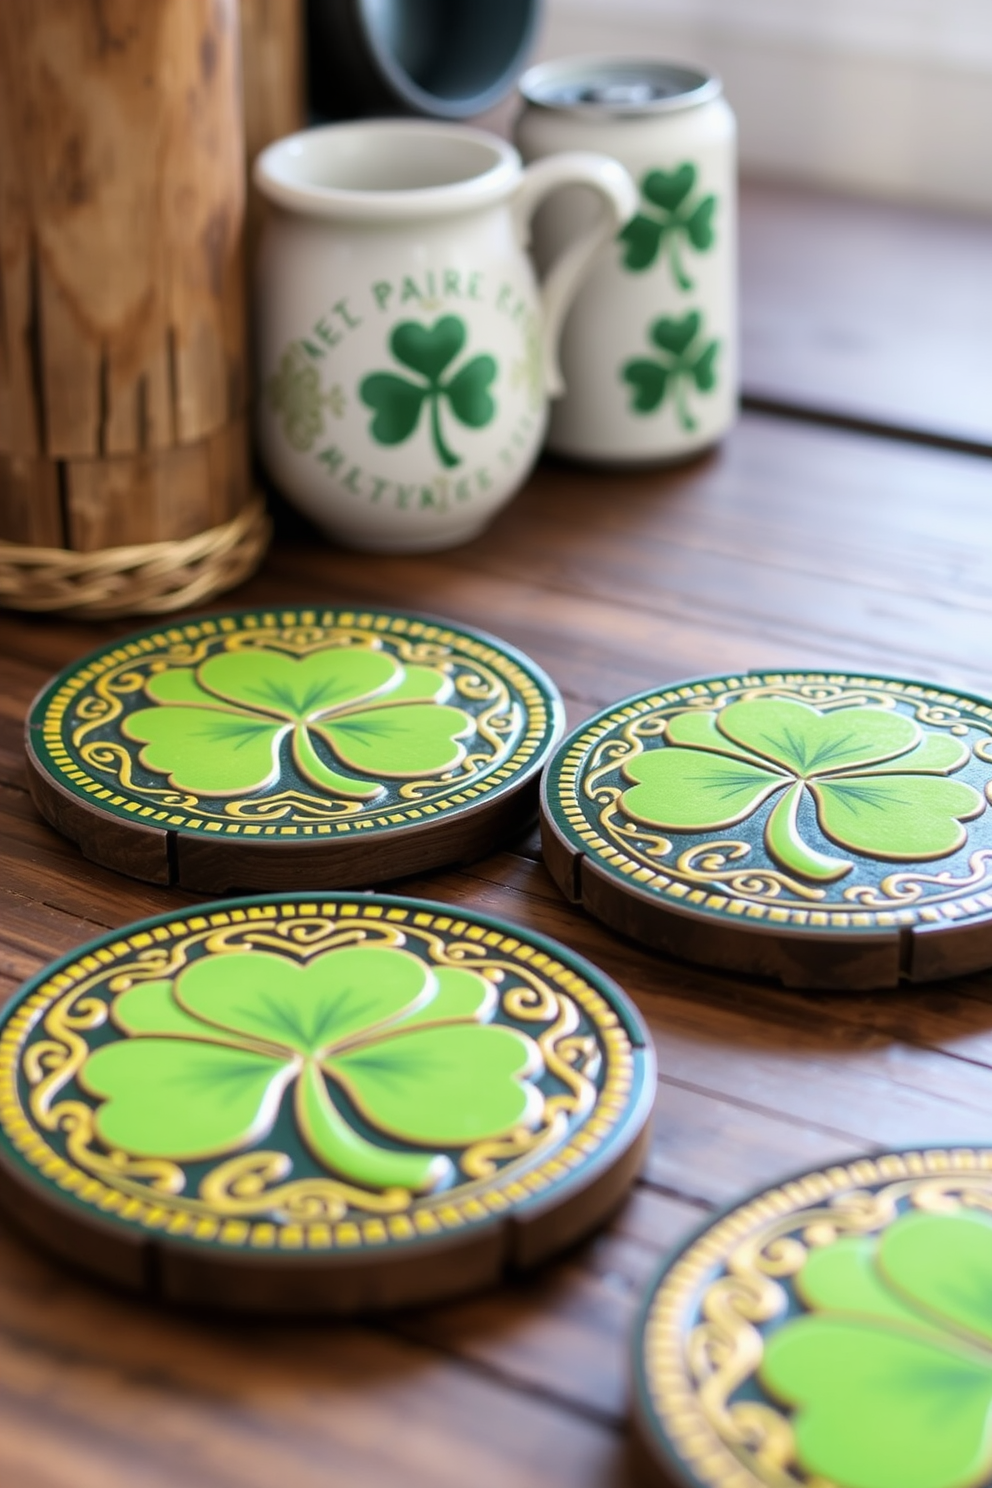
[
  {"left": 266, "top": 344, "right": 340, "bottom": 453},
  {"left": 621, "top": 311, "right": 720, "bottom": 431},
  {"left": 360, "top": 315, "right": 497, "bottom": 469},
  {"left": 121, "top": 646, "right": 474, "bottom": 800},
  {"left": 761, "top": 1210, "right": 992, "bottom": 1488},
  {"left": 621, "top": 696, "right": 983, "bottom": 883},
  {"left": 80, "top": 945, "right": 543, "bottom": 1192},
  {"left": 618, "top": 163, "right": 716, "bottom": 289}
]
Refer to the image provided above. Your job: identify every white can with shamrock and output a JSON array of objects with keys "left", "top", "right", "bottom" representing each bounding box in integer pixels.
[{"left": 516, "top": 58, "right": 737, "bottom": 464}]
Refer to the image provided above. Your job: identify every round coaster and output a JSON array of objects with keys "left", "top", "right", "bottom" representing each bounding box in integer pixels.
[
  {"left": 26, "top": 605, "right": 563, "bottom": 891},
  {"left": 0, "top": 893, "right": 655, "bottom": 1313},
  {"left": 541, "top": 670, "right": 992, "bottom": 988},
  {"left": 632, "top": 1146, "right": 992, "bottom": 1488}
]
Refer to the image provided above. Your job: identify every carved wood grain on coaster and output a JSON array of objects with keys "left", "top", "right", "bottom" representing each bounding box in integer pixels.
[
  {"left": 541, "top": 671, "right": 992, "bottom": 989},
  {"left": 630, "top": 1147, "right": 992, "bottom": 1488},
  {"left": 0, "top": 0, "right": 269, "bottom": 616},
  {"left": 0, "top": 893, "right": 655, "bottom": 1312},
  {"left": 25, "top": 605, "right": 564, "bottom": 890}
]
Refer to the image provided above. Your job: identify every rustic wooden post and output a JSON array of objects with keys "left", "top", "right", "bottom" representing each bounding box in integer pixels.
[
  {"left": 238, "top": 0, "right": 306, "bottom": 298},
  {"left": 0, "top": 0, "right": 267, "bottom": 614},
  {"left": 240, "top": 0, "right": 306, "bottom": 169}
]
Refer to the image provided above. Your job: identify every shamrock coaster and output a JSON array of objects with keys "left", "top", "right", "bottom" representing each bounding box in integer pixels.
[
  {"left": 631, "top": 1146, "right": 992, "bottom": 1488},
  {"left": 0, "top": 893, "right": 655, "bottom": 1312},
  {"left": 26, "top": 606, "right": 562, "bottom": 891},
  {"left": 541, "top": 670, "right": 992, "bottom": 989}
]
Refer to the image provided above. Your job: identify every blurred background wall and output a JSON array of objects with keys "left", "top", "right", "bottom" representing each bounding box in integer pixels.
[{"left": 539, "top": 0, "right": 992, "bottom": 212}]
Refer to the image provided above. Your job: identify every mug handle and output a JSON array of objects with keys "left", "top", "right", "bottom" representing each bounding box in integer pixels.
[{"left": 513, "top": 152, "right": 638, "bottom": 397}]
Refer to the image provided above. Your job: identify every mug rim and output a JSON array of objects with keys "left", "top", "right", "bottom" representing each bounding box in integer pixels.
[{"left": 253, "top": 120, "right": 522, "bottom": 222}]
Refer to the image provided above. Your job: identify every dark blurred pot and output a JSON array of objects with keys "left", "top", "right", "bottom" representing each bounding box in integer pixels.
[{"left": 307, "top": 0, "right": 541, "bottom": 120}]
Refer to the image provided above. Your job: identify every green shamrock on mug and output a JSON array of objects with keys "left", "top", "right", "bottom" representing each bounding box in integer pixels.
[
  {"left": 360, "top": 315, "right": 497, "bottom": 468},
  {"left": 621, "top": 311, "right": 720, "bottom": 431},
  {"left": 762, "top": 1209, "right": 992, "bottom": 1488},
  {"left": 121, "top": 646, "right": 473, "bottom": 800},
  {"left": 618, "top": 163, "right": 716, "bottom": 289},
  {"left": 621, "top": 695, "right": 983, "bottom": 883},
  {"left": 80, "top": 945, "right": 542, "bottom": 1192}
]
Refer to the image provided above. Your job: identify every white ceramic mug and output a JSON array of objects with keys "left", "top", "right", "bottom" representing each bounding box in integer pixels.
[{"left": 253, "top": 120, "right": 636, "bottom": 551}]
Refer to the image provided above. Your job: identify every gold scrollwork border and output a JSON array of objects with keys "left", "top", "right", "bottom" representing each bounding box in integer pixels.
[
  {"left": 37, "top": 609, "right": 555, "bottom": 836},
  {"left": 556, "top": 673, "right": 992, "bottom": 928},
  {"left": 639, "top": 1147, "right": 992, "bottom": 1488},
  {"left": 0, "top": 899, "right": 634, "bottom": 1256}
]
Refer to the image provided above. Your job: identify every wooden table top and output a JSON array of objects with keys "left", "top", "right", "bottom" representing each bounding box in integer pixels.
[{"left": 3, "top": 179, "right": 992, "bottom": 1488}]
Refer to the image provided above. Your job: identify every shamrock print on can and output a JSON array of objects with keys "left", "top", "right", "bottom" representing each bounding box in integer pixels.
[
  {"left": 0, "top": 893, "right": 655, "bottom": 1312},
  {"left": 26, "top": 606, "right": 563, "bottom": 893},
  {"left": 622, "top": 310, "right": 720, "bottom": 431},
  {"left": 515, "top": 57, "right": 737, "bottom": 464},
  {"left": 618, "top": 163, "right": 716, "bottom": 289},
  {"left": 632, "top": 1147, "right": 992, "bottom": 1488},
  {"left": 541, "top": 671, "right": 992, "bottom": 988},
  {"left": 360, "top": 315, "right": 497, "bottom": 468}
]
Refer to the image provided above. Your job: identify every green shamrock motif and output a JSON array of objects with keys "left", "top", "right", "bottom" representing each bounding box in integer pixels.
[
  {"left": 761, "top": 1210, "right": 992, "bottom": 1488},
  {"left": 360, "top": 315, "right": 497, "bottom": 469},
  {"left": 621, "top": 696, "right": 983, "bottom": 883},
  {"left": 621, "top": 312, "right": 720, "bottom": 432},
  {"left": 79, "top": 945, "right": 542, "bottom": 1192},
  {"left": 266, "top": 344, "right": 342, "bottom": 452},
  {"left": 618, "top": 163, "right": 716, "bottom": 288},
  {"left": 121, "top": 646, "right": 474, "bottom": 800}
]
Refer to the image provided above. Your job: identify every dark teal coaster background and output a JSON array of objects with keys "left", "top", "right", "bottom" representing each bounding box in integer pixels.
[
  {"left": 28, "top": 606, "right": 563, "bottom": 844},
  {"left": 543, "top": 671, "right": 992, "bottom": 938},
  {"left": 0, "top": 893, "right": 654, "bottom": 1279},
  {"left": 632, "top": 1147, "right": 992, "bottom": 1488}
]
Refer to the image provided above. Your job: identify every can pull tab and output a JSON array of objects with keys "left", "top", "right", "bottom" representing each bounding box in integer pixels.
[{"left": 512, "top": 152, "right": 637, "bottom": 398}]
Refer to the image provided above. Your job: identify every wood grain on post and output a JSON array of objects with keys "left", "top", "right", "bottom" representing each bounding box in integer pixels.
[
  {"left": 0, "top": 0, "right": 250, "bottom": 551},
  {"left": 238, "top": 0, "right": 306, "bottom": 301},
  {"left": 240, "top": 0, "right": 305, "bottom": 168}
]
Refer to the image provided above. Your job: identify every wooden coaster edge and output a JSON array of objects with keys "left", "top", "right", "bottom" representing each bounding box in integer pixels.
[{"left": 25, "top": 731, "right": 173, "bottom": 885}]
